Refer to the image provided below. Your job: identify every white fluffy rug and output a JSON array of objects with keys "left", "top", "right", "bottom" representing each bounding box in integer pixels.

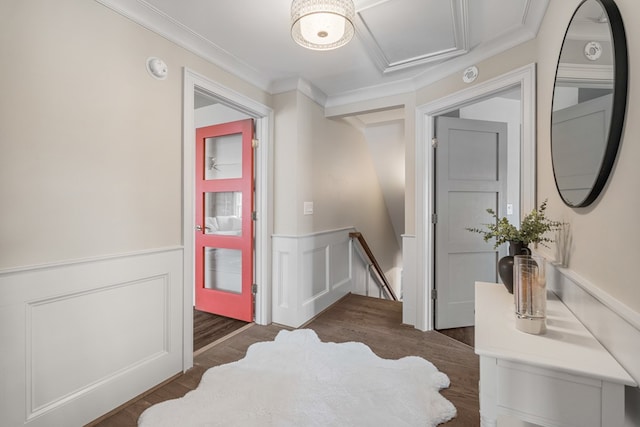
[{"left": 138, "top": 329, "right": 456, "bottom": 426}]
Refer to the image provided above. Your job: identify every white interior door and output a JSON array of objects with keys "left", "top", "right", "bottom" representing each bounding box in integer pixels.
[{"left": 435, "top": 116, "right": 507, "bottom": 329}]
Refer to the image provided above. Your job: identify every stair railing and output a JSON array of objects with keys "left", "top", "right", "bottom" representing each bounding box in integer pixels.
[{"left": 349, "top": 231, "right": 398, "bottom": 301}]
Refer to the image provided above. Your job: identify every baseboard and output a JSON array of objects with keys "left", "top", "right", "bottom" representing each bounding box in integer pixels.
[{"left": 84, "top": 372, "right": 182, "bottom": 426}]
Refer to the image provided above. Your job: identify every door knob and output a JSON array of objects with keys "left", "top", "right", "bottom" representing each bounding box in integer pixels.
[{"left": 195, "top": 225, "right": 202, "bottom": 231}]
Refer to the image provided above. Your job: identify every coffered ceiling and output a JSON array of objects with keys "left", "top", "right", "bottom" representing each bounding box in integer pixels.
[{"left": 96, "top": 0, "right": 548, "bottom": 106}]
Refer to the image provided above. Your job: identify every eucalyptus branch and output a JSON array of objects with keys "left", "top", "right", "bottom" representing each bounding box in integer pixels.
[{"left": 466, "top": 200, "right": 564, "bottom": 249}]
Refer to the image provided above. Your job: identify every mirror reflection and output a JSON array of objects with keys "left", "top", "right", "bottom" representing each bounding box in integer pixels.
[{"left": 551, "top": 0, "right": 623, "bottom": 207}]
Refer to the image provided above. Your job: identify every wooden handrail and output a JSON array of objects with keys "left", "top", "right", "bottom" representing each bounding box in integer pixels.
[{"left": 349, "top": 232, "right": 398, "bottom": 301}]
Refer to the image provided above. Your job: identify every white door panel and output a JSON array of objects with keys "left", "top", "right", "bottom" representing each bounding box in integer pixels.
[{"left": 435, "top": 116, "right": 507, "bottom": 329}]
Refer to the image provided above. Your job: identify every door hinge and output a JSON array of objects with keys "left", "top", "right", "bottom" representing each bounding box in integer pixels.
[
  {"left": 431, "top": 137, "right": 438, "bottom": 148},
  {"left": 251, "top": 211, "right": 257, "bottom": 221},
  {"left": 431, "top": 213, "right": 438, "bottom": 224},
  {"left": 251, "top": 283, "right": 258, "bottom": 294},
  {"left": 431, "top": 289, "right": 437, "bottom": 300},
  {"left": 252, "top": 138, "right": 259, "bottom": 148}
]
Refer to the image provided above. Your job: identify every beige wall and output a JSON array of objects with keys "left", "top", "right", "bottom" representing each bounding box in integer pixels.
[
  {"left": 535, "top": 0, "right": 640, "bottom": 313},
  {"left": 272, "top": 91, "right": 299, "bottom": 234},
  {"left": 409, "top": 0, "right": 640, "bottom": 313},
  {"left": 3, "top": 0, "right": 637, "bottom": 314},
  {"left": 273, "top": 91, "right": 401, "bottom": 273},
  {"left": 0, "top": 0, "right": 269, "bottom": 269},
  {"left": 415, "top": 40, "right": 537, "bottom": 107},
  {"left": 324, "top": 93, "right": 416, "bottom": 235}
]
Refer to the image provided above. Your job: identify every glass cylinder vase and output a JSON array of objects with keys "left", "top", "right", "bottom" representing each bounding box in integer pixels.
[{"left": 513, "top": 254, "right": 546, "bottom": 334}]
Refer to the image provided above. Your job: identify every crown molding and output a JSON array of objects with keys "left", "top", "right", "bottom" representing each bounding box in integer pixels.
[
  {"left": 324, "top": 78, "right": 416, "bottom": 109},
  {"left": 269, "top": 77, "right": 329, "bottom": 107},
  {"left": 94, "top": 0, "right": 548, "bottom": 110},
  {"left": 94, "top": 0, "right": 272, "bottom": 92}
]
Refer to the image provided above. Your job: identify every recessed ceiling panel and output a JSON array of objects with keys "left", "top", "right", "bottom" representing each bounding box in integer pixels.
[
  {"left": 467, "top": 0, "right": 529, "bottom": 48},
  {"left": 98, "top": 0, "right": 548, "bottom": 100},
  {"left": 356, "top": 0, "right": 469, "bottom": 73}
]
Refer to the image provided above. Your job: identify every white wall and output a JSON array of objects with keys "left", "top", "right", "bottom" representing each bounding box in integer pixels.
[{"left": 272, "top": 228, "right": 353, "bottom": 327}]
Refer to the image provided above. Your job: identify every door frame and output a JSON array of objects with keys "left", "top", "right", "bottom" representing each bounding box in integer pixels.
[
  {"left": 414, "top": 63, "right": 537, "bottom": 331},
  {"left": 182, "top": 68, "right": 273, "bottom": 371}
]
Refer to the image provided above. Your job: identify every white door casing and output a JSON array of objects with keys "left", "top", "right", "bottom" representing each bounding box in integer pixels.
[
  {"left": 415, "top": 63, "right": 536, "bottom": 331},
  {"left": 182, "top": 68, "right": 273, "bottom": 371},
  {"left": 434, "top": 116, "right": 507, "bottom": 329}
]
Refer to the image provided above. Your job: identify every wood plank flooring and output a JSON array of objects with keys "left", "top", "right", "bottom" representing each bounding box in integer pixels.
[
  {"left": 193, "top": 309, "right": 249, "bottom": 352},
  {"left": 437, "top": 326, "right": 475, "bottom": 348},
  {"left": 89, "top": 294, "right": 479, "bottom": 426}
]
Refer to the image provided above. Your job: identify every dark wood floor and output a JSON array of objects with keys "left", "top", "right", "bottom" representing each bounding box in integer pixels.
[
  {"left": 89, "top": 294, "right": 479, "bottom": 426},
  {"left": 193, "top": 309, "right": 249, "bottom": 352},
  {"left": 437, "top": 326, "right": 475, "bottom": 348}
]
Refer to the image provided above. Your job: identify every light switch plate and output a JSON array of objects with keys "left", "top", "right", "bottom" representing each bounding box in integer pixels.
[
  {"left": 303, "top": 201, "right": 314, "bottom": 215},
  {"left": 507, "top": 203, "right": 513, "bottom": 215}
]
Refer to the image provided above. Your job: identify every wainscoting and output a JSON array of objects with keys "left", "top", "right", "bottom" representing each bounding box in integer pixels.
[
  {"left": 547, "top": 262, "right": 640, "bottom": 425},
  {"left": 272, "top": 228, "right": 353, "bottom": 327},
  {"left": 0, "top": 248, "right": 183, "bottom": 427}
]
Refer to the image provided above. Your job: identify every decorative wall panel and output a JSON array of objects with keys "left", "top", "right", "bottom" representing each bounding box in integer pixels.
[
  {"left": 272, "top": 229, "right": 353, "bottom": 327},
  {"left": 0, "top": 248, "right": 183, "bottom": 427}
]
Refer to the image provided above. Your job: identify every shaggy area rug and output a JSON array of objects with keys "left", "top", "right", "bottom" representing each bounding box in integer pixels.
[{"left": 138, "top": 329, "right": 456, "bottom": 426}]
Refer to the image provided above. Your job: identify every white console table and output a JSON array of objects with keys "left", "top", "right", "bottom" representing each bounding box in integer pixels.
[{"left": 475, "top": 281, "right": 636, "bottom": 427}]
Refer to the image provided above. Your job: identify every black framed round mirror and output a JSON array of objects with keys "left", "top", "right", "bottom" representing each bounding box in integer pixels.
[{"left": 551, "top": 0, "right": 628, "bottom": 207}]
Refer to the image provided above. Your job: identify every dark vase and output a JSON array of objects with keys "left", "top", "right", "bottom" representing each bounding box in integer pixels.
[{"left": 498, "top": 241, "right": 531, "bottom": 293}]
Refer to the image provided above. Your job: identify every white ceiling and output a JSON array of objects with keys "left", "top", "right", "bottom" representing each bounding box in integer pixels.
[{"left": 97, "top": 0, "right": 548, "bottom": 107}]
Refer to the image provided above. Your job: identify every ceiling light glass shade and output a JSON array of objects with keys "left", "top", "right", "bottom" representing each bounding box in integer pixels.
[{"left": 291, "top": 0, "right": 355, "bottom": 51}]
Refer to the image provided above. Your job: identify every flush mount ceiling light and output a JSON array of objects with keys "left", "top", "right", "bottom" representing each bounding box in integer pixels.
[{"left": 291, "top": 0, "right": 355, "bottom": 51}]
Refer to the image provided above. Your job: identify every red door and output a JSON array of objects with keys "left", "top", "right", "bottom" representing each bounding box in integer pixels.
[{"left": 195, "top": 119, "right": 254, "bottom": 322}]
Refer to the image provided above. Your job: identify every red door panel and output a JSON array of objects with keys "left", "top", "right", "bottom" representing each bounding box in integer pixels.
[{"left": 195, "top": 119, "right": 253, "bottom": 322}]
